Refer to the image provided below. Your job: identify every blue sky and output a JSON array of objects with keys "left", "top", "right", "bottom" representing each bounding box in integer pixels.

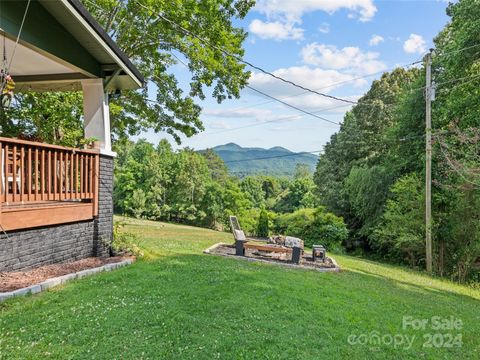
[{"left": 141, "top": 0, "right": 450, "bottom": 152}]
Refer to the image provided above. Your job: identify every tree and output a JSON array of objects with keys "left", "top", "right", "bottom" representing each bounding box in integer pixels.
[
  {"left": 201, "top": 149, "right": 229, "bottom": 183},
  {"left": 130, "top": 189, "right": 147, "bottom": 219},
  {"left": 1, "top": 0, "right": 255, "bottom": 144},
  {"left": 294, "top": 163, "right": 311, "bottom": 179},
  {"left": 344, "top": 165, "right": 394, "bottom": 239},
  {"left": 314, "top": 68, "right": 419, "bottom": 233},
  {"left": 373, "top": 174, "right": 425, "bottom": 267},
  {"left": 274, "top": 177, "right": 317, "bottom": 213},
  {"left": 256, "top": 208, "right": 269, "bottom": 237},
  {"left": 241, "top": 176, "right": 266, "bottom": 207}
]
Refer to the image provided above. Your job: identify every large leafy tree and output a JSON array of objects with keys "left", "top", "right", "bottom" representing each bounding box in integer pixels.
[
  {"left": 314, "top": 68, "right": 419, "bottom": 242},
  {"left": 1, "top": 0, "right": 254, "bottom": 145},
  {"left": 313, "top": 0, "right": 480, "bottom": 281}
]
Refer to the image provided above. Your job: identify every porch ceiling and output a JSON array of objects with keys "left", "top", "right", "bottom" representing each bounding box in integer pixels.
[
  {"left": 0, "top": 0, "right": 143, "bottom": 92},
  {"left": 1, "top": 34, "right": 88, "bottom": 92}
]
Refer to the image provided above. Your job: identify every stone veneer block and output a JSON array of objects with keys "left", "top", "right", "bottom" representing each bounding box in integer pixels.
[{"left": 0, "top": 155, "right": 115, "bottom": 272}]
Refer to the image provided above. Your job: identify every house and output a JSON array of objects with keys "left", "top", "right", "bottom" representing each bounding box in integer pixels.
[{"left": 0, "top": 0, "right": 144, "bottom": 271}]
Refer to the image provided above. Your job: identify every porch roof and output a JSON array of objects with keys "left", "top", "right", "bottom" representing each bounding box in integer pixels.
[{"left": 0, "top": 0, "right": 144, "bottom": 92}]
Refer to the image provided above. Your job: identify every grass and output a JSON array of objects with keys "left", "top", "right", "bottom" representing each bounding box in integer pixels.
[{"left": 0, "top": 217, "right": 479, "bottom": 359}]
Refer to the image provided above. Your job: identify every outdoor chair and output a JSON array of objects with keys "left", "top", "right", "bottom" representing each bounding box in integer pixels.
[{"left": 1, "top": 149, "right": 21, "bottom": 195}]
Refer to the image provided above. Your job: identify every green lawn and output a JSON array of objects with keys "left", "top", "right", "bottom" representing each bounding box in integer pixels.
[{"left": 1, "top": 217, "right": 479, "bottom": 359}]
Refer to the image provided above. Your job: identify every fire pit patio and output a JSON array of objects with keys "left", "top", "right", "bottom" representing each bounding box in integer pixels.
[{"left": 204, "top": 243, "right": 340, "bottom": 272}]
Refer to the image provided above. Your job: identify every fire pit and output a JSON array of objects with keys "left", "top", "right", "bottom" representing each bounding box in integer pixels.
[{"left": 204, "top": 243, "right": 340, "bottom": 272}]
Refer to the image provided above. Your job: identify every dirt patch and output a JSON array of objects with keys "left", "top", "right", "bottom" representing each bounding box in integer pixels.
[
  {"left": 0, "top": 257, "right": 133, "bottom": 292},
  {"left": 206, "top": 243, "right": 338, "bottom": 271}
]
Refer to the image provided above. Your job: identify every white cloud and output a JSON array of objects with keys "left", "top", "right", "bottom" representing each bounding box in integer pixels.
[
  {"left": 318, "top": 22, "right": 330, "bottom": 34},
  {"left": 255, "top": 0, "right": 377, "bottom": 23},
  {"left": 248, "top": 19, "right": 304, "bottom": 40},
  {"left": 249, "top": 1, "right": 376, "bottom": 42},
  {"left": 203, "top": 108, "right": 273, "bottom": 119},
  {"left": 301, "top": 43, "right": 387, "bottom": 75},
  {"left": 206, "top": 120, "right": 231, "bottom": 130},
  {"left": 369, "top": 34, "right": 384, "bottom": 46},
  {"left": 248, "top": 66, "right": 366, "bottom": 110},
  {"left": 403, "top": 34, "right": 426, "bottom": 54}
]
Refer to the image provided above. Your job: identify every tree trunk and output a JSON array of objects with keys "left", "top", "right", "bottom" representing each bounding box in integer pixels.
[{"left": 438, "top": 239, "right": 445, "bottom": 276}]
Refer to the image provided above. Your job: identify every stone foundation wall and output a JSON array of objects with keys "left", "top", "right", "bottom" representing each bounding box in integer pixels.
[{"left": 0, "top": 154, "right": 115, "bottom": 272}]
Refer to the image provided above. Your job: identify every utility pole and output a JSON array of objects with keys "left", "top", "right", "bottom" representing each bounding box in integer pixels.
[{"left": 425, "top": 51, "right": 433, "bottom": 273}]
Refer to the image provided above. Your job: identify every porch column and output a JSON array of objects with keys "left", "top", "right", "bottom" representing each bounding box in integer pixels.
[{"left": 81, "top": 79, "right": 114, "bottom": 156}]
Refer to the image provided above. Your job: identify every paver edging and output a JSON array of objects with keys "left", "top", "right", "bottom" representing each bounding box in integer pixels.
[{"left": 0, "top": 258, "right": 135, "bottom": 302}]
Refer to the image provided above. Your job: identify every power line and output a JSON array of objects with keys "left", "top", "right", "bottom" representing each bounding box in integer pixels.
[
  {"left": 224, "top": 150, "right": 323, "bottom": 164},
  {"left": 133, "top": 0, "right": 357, "bottom": 105},
  {"left": 434, "top": 43, "right": 480, "bottom": 58},
  {"left": 245, "top": 85, "right": 341, "bottom": 126},
  {"left": 216, "top": 129, "right": 450, "bottom": 166},
  {"left": 202, "top": 103, "right": 351, "bottom": 136},
  {"left": 224, "top": 60, "right": 421, "bottom": 114}
]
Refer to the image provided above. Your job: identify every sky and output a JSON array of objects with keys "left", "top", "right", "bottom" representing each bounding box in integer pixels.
[{"left": 140, "top": 0, "right": 451, "bottom": 153}]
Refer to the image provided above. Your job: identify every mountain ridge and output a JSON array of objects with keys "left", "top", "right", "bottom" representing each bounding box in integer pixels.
[{"left": 204, "top": 143, "right": 318, "bottom": 177}]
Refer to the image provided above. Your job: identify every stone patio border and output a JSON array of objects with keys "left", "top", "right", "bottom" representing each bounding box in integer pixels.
[
  {"left": 0, "top": 258, "right": 135, "bottom": 303},
  {"left": 204, "top": 243, "right": 341, "bottom": 273}
]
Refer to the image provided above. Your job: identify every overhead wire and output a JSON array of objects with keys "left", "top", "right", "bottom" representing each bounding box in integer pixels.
[
  {"left": 7, "top": 0, "right": 31, "bottom": 71},
  {"left": 224, "top": 150, "right": 324, "bottom": 164},
  {"left": 202, "top": 103, "right": 351, "bottom": 136},
  {"left": 132, "top": 0, "right": 358, "bottom": 105}
]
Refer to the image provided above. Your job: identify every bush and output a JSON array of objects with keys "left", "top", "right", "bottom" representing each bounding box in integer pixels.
[
  {"left": 273, "top": 207, "right": 348, "bottom": 248},
  {"left": 112, "top": 221, "right": 144, "bottom": 257},
  {"left": 256, "top": 209, "right": 270, "bottom": 237}
]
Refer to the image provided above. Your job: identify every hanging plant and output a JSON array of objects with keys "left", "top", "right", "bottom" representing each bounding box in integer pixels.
[{"left": 0, "top": 71, "right": 15, "bottom": 109}]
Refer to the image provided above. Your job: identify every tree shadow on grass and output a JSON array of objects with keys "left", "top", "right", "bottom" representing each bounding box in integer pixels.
[{"left": 1, "top": 252, "right": 479, "bottom": 359}]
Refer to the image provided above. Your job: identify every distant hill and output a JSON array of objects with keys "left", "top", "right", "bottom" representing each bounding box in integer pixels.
[{"left": 203, "top": 143, "right": 318, "bottom": 177}]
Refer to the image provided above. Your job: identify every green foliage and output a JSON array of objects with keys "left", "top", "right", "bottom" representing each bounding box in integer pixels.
[
  {"left": 294, "top": 163, "right": 312, "bottom": 179},
  {"left": 114, "top": 139, "right": 339, "bottom": 242},
  {"left": 112, "top": 221, "right": 143, "bottom": 257},
  {"left": 256, "top": 208, "right": 270, "bottom": 237},
  {"left": 445, "top": 189, "right": 480, "bottom": 282},
  {"left": 274, "top": 208, "right": 348, "bottom": 249},
  {"left": 114, "top": 138, "right": 257, "bottom": 231},
  {"left": 274, "top": 176, "right": 318, "bottom": 213},
  {"left": 129, "top": 189, "right": 147, "bottom": 219},
  {"left": 0, "top": 92, "right": 84, "bottom": 146},
  {"left": 2, "top": 0, "right": 255, "bottom": 144},
  {"left": 372, "top": 174, "right": 425, "bottom": 267},
  {"left": 344, "top": 165, "right": 394, "bottom": 238},
  {"left": 240, "top": 176, "right": 266, "bottom": 208},
  {"left": 312, "top": 2, "right": 480, "bottom": 282}
]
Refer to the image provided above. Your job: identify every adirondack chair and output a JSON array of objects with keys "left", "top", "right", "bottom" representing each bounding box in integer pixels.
[{"left": 229, "top": 215, "right": 246, "bottom": 242}]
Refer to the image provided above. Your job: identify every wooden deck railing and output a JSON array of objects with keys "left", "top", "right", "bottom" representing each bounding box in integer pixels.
[{"left": 0, "top": 137, "right": 99, "bottom": 216}]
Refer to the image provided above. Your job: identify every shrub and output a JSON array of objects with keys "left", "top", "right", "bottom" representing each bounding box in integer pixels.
[
  {"left": 273, "top": 207, "right": 348, "bottom": 248},
  {"left": 112, "top": 221, "right": 144, "bottom": 257},
  {"left": 256, "top": 209, "right": 270, "bottom": 237}
]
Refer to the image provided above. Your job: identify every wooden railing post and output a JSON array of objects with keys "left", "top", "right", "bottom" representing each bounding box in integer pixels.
[{"left": 93, "top": 154, "right": 99, "bottom": 217}]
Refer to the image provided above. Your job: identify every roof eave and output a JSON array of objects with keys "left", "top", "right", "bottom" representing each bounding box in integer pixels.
[{"left": 63, "top": 0, "right": 145, "bottom": 89}]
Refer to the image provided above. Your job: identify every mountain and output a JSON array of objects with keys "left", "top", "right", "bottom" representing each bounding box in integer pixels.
[{"left": 204, "top": 143, "right": 318, "bottom": 177}]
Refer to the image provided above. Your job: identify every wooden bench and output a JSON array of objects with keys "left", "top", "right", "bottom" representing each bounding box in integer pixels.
[
  {"left": 229, "top": 215, "right": 301, "bottom": 264},
  {"left": 243, "top": 243, "right": 292, "bottom": 253}
]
